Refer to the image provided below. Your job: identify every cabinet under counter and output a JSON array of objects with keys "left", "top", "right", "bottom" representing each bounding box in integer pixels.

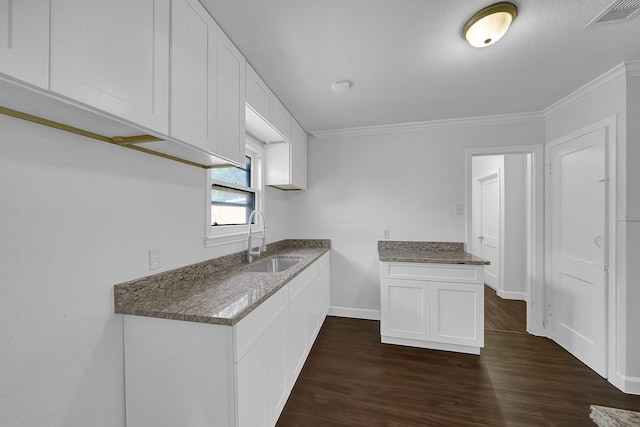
[
  {"left": 378, "top": 241, "right": 489, "bottom": 355},
  {"left": 115, "top": 240, "right": 331, "bottom": 427}
]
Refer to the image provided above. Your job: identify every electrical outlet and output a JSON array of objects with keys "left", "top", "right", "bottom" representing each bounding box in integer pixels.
[
  {"left": 149, "top": 249, "right": 161, "bottom": 270},
  {"left": 383, "top": 230, "right": 390, "bottom": 239}
]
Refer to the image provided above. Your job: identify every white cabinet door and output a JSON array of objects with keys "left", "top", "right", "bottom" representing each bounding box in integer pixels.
[
  {"left": 170, "top": 0, "right": 217, "bottom": 152},
  {"left": 430, "top": 282, "right": 484, "bottom": 348},
  {"left": 270, "top": 96, "right": 291, "bottom": 141},
  {"left": 288, "top": 288, "right": 308, "bottom": 388},
  {"left": 0, "top": 0, "right": 49, "bottom": 88},
  {"left": 304, "top": 275, "right": 321, "bottom": 343},
  {"left": 215, "top": 26, "right": 245, "bottom": 166},
  {"left": 236, "top": 339, "right": 265, "bottom": 427},
  {"left": 236, "top": 311, "right": 288, "bottom": 427},
  {"left": 262, "top": 311, "right": 289, "bottom": 426},
  {"left": 380, "top": 278, "right": 430, "bottom": 341},
  {"left": 291, "top": 120, "right": 308, "bottom": 190},
  {"left": 318, "top": 259, "right": 331, "bottom": 318},
  {"left": 50, "top": 0, "right": 170, "bottom": 134},
  {"left": 246, "top": 64, "right": 271, "bottom": 121}
]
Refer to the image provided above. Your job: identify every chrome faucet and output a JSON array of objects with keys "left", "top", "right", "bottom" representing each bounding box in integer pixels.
[{"left": 246, "top": 210, "right": 266, "bottom": 262}]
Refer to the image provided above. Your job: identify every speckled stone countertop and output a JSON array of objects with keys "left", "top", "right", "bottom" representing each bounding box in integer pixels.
[
  {"left": 114, "top": 239, "right": 330, "bottom": 326},
  {"left": 590, "top": 405, "right": 640, "bottom": 426},
  {"left": 378, "top": 241, "right": 489, "bottom": 265}
]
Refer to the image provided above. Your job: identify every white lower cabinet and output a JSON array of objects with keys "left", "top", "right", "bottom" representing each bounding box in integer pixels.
[
  {"left": 124, "top": 252, "right": 331, "bottom": 427},
  {"left": 236, "top": 309, "right": 289, "bottom": 427},
  {"left": 380, "top": 262, "right": 484, "bottom": 355}
]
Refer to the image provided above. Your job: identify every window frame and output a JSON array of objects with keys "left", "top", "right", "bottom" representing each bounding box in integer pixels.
[{"left": 205, "top": 137, "right": 264, "bottom": 248}]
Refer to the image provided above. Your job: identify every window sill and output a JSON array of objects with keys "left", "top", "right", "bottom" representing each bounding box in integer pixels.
[{"left": 204, "top": 226, "right": 263, "bottom": 248}]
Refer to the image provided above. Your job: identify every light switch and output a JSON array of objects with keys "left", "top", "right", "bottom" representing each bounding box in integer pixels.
[{"left": 454, "top": 204, "right": 464, "bottom": 216}]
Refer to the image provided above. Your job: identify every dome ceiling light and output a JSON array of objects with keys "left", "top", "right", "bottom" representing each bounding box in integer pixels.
[
  {"left": 331, "top": 80, "right": 352, "bottom": 94},
  {"left": 462, "top": 2, "right": 518, "bottom": 48}
]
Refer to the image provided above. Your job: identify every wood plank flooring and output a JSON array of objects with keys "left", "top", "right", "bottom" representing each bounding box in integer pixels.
[
  {"left": 277, "top": 315, "right": 640, "bottom": 426},
  {"left": 484, "top": 285, "right": 527, "bottom": 333}
]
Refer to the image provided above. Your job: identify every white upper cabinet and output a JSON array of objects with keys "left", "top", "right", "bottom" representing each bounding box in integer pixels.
[
  {"left": 246, "top": 64, "right": 272, "bottom": 122},
  {"left": 169, "top": 0, "right": 217, "bottom": 154},
  {"left": 291, "top": 120, "right": 308, "bottom": 189},
  {"left": 245, "top": 63, "right": 292, "bottom": 143},
  {"left": 0, "top": 0, "right": 49, "bottom": 89},
  {"left": 265, "top": 119, "right": 307, "bottom": 190},
  {"left": 49, "top": 0, "right": 170, "bottom": 134},
  {"left": 270, "top": 97, "right": 291, "bottom": 142},
  {"left": 215, "top": 26, "right": 246, "bottom": 166}
]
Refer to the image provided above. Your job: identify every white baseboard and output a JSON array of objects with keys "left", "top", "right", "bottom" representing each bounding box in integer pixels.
[
  {"left": 610, "top": 372, "right": 640, "bottom": 395},
  {"left": 328, "top": 306, "right": 380, "bottom": 321},
  {"left": 497, "top": 289, "right": 528, "bottom": 301}
]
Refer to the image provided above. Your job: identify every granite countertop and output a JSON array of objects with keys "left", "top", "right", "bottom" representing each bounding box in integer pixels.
[
  {"left": 590, "top": 405, "right": 640, "bottom": 426},
  {"left": 378, "top": 241, "right": 489, "bottom": 265},
  {"left": 114, "top": 239, "right": 330, "bottom": 326}
]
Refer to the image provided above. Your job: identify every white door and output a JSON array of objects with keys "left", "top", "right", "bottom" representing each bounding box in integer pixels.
[
  {"left": 479, "top": 173, "right": 500, "bottom": 289},
  {"left": 548, "top": 127, "right": 607, "bottom": 377}
]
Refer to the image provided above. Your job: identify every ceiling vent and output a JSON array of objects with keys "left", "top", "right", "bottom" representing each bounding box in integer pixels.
[{"left": 587, "top": 0, "right": 640, "bottom": 27}]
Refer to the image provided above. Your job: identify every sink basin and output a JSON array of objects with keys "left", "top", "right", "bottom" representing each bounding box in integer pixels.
[{"left": 245, "top": 257, "right": 302, "bottom": 273}]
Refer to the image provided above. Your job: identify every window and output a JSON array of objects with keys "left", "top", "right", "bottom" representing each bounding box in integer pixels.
[
  {"left": 211, "top": 156, "right": 255, "bottom": 226},
  {"left": 205, "top": 139, "right": 263, "bottom": 247}
]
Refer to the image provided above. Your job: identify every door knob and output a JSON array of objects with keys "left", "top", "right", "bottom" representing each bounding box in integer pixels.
[
  {"left": 478, "top": 235, "right": 484, "bottom": 240},
  {"left": 594, "top": 234, "right": 602, "bottom": 247}
]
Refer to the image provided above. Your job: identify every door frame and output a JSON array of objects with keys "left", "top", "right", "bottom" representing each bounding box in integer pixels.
[
  {"left": 465, "top": 145, "right": 544, "bottom": 336},
  {"left": 545, "top": 116, "right": 617, "bottom": 379}
]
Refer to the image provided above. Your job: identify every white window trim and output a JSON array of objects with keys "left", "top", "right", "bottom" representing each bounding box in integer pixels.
[{"left": 204, "top": 137, "right": 264, "bottom": 248}]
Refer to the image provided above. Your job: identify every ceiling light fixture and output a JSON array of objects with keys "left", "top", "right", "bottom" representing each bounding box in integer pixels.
[
  {"left": 331, "top": 80, "right": 352, "bottom": 94},
  {"left": 462, "top": 2, "right": 518, "bottom": 48}
]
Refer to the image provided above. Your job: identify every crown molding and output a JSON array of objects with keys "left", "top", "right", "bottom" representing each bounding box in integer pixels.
[
  {"left": 544, "top": 61, "right": 640, "bottom": 119},
  {"left": 310, "top": 111, "right": 544, "bottom": 140},
  {"left": 627, "top": 60, "right": 640, "bottom": 77}
]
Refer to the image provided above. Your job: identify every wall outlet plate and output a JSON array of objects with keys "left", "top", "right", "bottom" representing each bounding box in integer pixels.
[{"left": 149, "top": 249, "right": 161, "bottom": 270}]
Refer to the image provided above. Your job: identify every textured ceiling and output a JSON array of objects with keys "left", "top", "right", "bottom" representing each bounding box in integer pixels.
[{"left": 200, "top": 0, "right": 640, "bottom": 133}]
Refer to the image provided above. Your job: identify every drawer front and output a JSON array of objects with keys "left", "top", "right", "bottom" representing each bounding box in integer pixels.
[
  {"left": 288, "top": 262, "right": 317, "bottom": 302},
  {"left": 234, "top": 286, "right": 287, "bottom": 362},
  {"left": 382, "top": 262, "right": 481, "bottom": 283}
]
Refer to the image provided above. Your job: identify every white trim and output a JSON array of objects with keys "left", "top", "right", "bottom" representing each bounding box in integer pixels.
[
  {"left": 610, "top": 373, "right": 640, "bottom": 395},
  {"left": 465, "top": 144, "right": 545, "bottom": 336},
  {"left": 497, "top": 289, "right": 528, "bottom": 301},
  {"left": 381, "top": 335, "right": 480, "bottom": 355},
  {"left": 625, "top": 60, "right": 640, "bottom": 77},
  {"left": 545, "top": 115, "right": 617, "bottom": 384},
  {"left": 310, "top": 111, "right": 543, "bottom": 139},
  {"left": 544, "top": 62, "right": 640, "bottom": 119},
  {"left": 328, "top": 306, "right": 380, "bottom": 321}
]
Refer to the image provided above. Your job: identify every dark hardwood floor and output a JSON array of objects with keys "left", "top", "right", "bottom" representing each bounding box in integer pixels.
[
  {"left": 277, "top": 301, "right": 640, "bottom": 426},
  {"left": 484, "top": 285, "right": 527, "bottom": 333}
]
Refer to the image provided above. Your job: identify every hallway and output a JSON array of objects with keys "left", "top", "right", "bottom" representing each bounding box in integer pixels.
[{"left": 277, "top": 295, "right": 640, "bottom": 426}]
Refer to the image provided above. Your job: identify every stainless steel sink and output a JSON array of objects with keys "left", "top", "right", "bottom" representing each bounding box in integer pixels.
[{"left": 245, "top": 256, "right": 302, "bottom": 273}]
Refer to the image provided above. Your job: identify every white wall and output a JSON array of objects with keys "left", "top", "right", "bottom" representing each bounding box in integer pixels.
[
  {"left": 286, "top": 121, "right": 544, "bottom": 319},
  {"left": 503, "top": 153, "right": 527, "bottom": 299},
  {"left": 0, "top": 115, "right": 288, "bottom": 427}
]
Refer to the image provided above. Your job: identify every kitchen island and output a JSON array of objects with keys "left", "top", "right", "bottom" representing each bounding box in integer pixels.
[
  {"left": 114, "top": 239, "right": 331, "bottom": 427},
  {"left": 378, "top": 241, "right": 489, "bottom": 355}
]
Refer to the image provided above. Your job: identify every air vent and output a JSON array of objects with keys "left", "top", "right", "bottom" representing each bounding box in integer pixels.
[{"left": 587, "top": 0, "right": 640, "bottom": 27}]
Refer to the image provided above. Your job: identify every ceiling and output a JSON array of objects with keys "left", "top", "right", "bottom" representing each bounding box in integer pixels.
[{"left": 200, "top": 0, "right": 640, "bottom": 134}]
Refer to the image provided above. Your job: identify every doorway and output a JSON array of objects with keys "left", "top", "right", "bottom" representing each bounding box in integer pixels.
[{"left": 465, "top": 145, "right": 544, "bottom": 336}]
